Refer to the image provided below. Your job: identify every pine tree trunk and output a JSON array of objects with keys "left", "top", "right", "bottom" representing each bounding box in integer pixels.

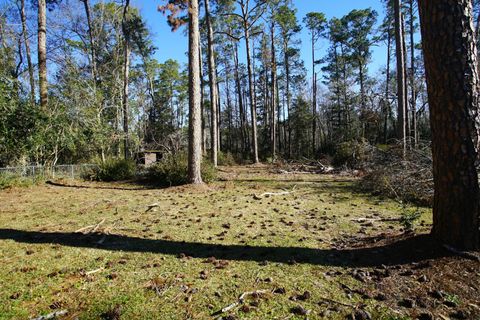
[
  {"left": 20, "top": 0, "right": 35, "bottom": 104},
  {"left": 408, "top": 0, "right": 417, "bottom": 148},
  {"left": 271, "top": 22, "right": 277, "bottom": 159},
  {"left": 199, "top": 46, "right": 207, "bottom": 155},
  {"left": 312, "top": 32, "right": 317, "bottom": 156},
  {"left": 38, "top": 0, "right": 47, "bottom": 108},
  {"left": 394, "top": 0, "right": 407, "bottom": 152},
  {"left": 419, "top": 0, "right": 480, "bottom": 250},
  {"left": 284, "top": 39, "right": 292, "bottom": 158},
  {"left": 82, "top": 0, "right": 98, "bottom": 83},
  {"left": 244, "top": 23, "right": 259, "bottom": 163},
  {"left": 233, "top": 40, "right": 246, "bottom": 155},
  {"left": 401, "top": 13, "right": 410, "bottom": 146},
  {"left": 121, "top": 0, "right": 130, "bottom": 160},
  {"left": 204, "top": 0, "right": 218, "bottom": 166},
  {"left": 384, "top": 26, "right": 392, "bottom": 144},
  {"left": 188, "top": 0, "right": 203, "bottom": 184}
]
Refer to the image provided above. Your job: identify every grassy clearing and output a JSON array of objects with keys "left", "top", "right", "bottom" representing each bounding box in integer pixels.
[{"left": 0, "top": 166, "right": 435, "bottom": 319}]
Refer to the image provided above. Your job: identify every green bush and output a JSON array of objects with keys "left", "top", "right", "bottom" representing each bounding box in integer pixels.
[
  {"left": 82, "top": 158, "right": 136, "bottom": 182},
  {"left": 147, "top": 152, "right": 216, "bottom": 186},
  {"left": 0, "top": 173, "right": 36, "bottom": 189},
  {"left": 217, "top": 151, "right": 236, "bottom": 166}
]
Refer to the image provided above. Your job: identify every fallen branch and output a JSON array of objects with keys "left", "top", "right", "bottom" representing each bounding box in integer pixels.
[
  {"left": 83, "top": 267, "right": 104, "bottom": 276},
  {"left": 213, "top": 289, "right": 270, "bottom": 316},
  {"left": 145, "top": 203, "right": 159, "bottom": 213},
  {"left": 318, "top": 296, "right": 356, "bottom": 308},
  {"left": 75, "top": 218, "right": 106, "bottom": 234},
  {"left": 350, "top": 218, "right": 401, "bottom": 223},
  {"left": 253, "top": 186, "right": 297, "bottom": 200},
  {"left": 31, "top": 310, "right": 68, "bottom": 320}
]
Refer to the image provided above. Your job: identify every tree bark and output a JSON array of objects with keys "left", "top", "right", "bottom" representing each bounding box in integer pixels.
[
  {"left": 188, "top": 0, "right": 203, "bottom": 184},
  {"left": 204, "top": 0, "right": 218, "bottom": 166},
  {"left": 19, "top": 0, "right": 35, "bottom": 104},
  {"left": 419, "top": 0, "right": 480, "bottom": 250},
  {"left": 394, "top": 0, "right": 407, "bottom": 152},
  {"left": 121, "top": 0, "right": 131, "bottom": 160},
  {"left": 38, "top": 0, "right": 47, "bottom": 108}
]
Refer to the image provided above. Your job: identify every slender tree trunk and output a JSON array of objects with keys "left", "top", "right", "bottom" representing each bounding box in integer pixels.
[
  {"left": 188, "top": 0, "right": 203, "bottom": 184},
  {"left": 418, "top": 0, "right": 480, "bottom": 250},
  {"left": 216, "top": 70, "right": 222, "bottom": 152},
  {"left": 284, "top": 39, "right": 292, "bottom": 158},
  {"left": 38, "top": 0, "right": 47, "bottom": 108},
  {"left": 199, "top": 46, "right": 207, "bottom": 155},
  {"left": 233, "top": 41, "right": 246, "bottom": 155},
  {"left": 244, "top": 23, "right": 259, "bottom": 163},
  {"left": 82, "top": 0, "right": 98, "bottom": 83},
  {"left": 121, "top": 0, "right": 130, "bottom": 160},
  {"left": 384, "top": 26, "right": 392, "bottom": 144},
  {"left": 394, "top": 0, "right": 407, "bottom": 153},
  {"left": 204, "top": 0, "right": 218, "bottom": 166},
  {"left": 271, "top": 22, "right": 277, "bottom": 159},
  {"left": 19, "top": 0, "right": 35, "bottom": 104},
  {"left": 402, "top": 13, "right": 410, "bottom": 146},
  {"left": 312, "top": 32, "right": 317, "bottom": 156},
  {"left": 409, "top": 0, "right": 417, "bottom": 147}
]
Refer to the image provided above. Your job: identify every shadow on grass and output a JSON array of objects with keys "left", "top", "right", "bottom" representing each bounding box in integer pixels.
[
  {"left": 45, "top": 180, "right": 164, "bottom": 191},
  {"left": 0, "top": 229, "right": 450, "bottom": 267}
]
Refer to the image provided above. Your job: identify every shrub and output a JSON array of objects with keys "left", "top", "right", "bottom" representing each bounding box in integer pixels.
[
  {"left": 83, "top": 158, "right": 136, "bottom": 182},
  {"left": 217, "top": 151, "right": 236, "bottom": 166},
  {"left": 0, "top": 173, "right": 36, "bottom": 189},
  {"left": 400, "top": 207, "right": 421, "bottom": 232},
  {"left": 147, "top": 152, "right": 216, "bottom": 186}
]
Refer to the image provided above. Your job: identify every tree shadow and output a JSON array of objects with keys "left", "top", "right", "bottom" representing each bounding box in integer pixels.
[
  {"left": 45, "top": 180, "right": 158, "bottom": 191},
  {"left": 0, "top": 229, "right": 451, "bottom": 267}
]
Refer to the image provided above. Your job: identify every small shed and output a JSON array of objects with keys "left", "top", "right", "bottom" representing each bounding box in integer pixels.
[{"left": 135, "top": 150, "right": 163, "bottom": 167}]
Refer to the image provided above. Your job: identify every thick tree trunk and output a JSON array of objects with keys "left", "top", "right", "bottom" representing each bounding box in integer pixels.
[
  {"left": 121, "top": 0, "right": 130, "bottom": 160},
  {"left": 394, "top": 0, "right": 407, "bottom": 152},
  {"left": 188, "top": 0, "right": 203, "bottom": 184},
  {"left": 19, "top": 0, "right": 35, "bottom": 104},
  {"left": 38, "top": 0, "right": 47, "bottom": 108},
  {"left": 204, "top": 0, "right": 218, "bottom": 166},
  {"left": 419, "top": 0, "right": 480, "bottom": 250}
]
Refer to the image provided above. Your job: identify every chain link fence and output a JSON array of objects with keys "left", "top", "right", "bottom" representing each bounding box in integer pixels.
[{"left": 0, "top": 164, "right": 97, "bottom": 180}]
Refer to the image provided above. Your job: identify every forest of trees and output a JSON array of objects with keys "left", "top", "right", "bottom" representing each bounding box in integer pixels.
[
  {"left": 1, "top": 0, "right": 480, "bottom": 250},
  {"left": 0, "top": 0, "right": 437, "bottom": 167}
]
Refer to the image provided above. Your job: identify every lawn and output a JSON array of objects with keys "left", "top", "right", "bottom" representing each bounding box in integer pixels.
[{"left": 0, "top": 166, "right": 478, "bottom": 320}]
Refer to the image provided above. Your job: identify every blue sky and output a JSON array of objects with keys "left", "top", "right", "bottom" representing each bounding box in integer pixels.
[{"left": 132, "top": 0, "right": 389, "bottom": 76}]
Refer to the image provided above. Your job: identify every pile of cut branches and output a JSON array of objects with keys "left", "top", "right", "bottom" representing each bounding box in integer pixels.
[{"left": 359, "top": 142, "right": 434, "bottom": 206}]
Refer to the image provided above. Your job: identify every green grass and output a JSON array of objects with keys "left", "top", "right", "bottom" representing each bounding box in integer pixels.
[{"left": 0, "top": 166, "right": 432, "bottom": 319}]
